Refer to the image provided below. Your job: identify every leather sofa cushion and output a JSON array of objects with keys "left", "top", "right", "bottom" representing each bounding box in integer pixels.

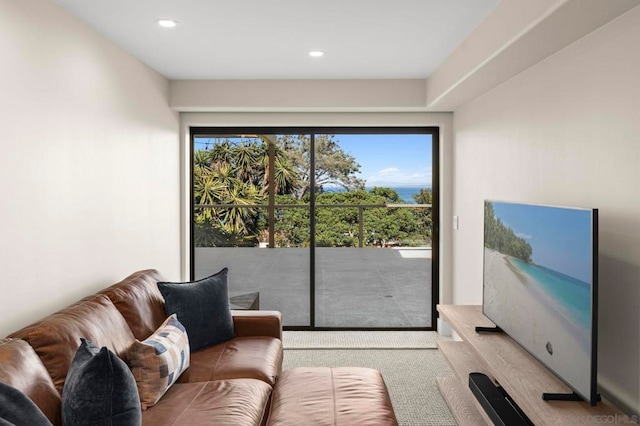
[
  {"left": 101, "top": 270, "right": 285, "bottom": 343},
  {"left": 9, "top": 294, "right": 135, "bottom": 394},
  {"left": 267, "top": 367, "right": 398, "bottom": 426},
  {"left": 99, "top": 269, "right": 168, "bottom": 341},
  {"left": 178, "top": 336, "right": 283, "bottom": 386},
  {"left": 0, "top": 338, "right": 61, "bottom": 425},
  {"left": 142, "top": 379, "right": 272, "bottom": 426}
]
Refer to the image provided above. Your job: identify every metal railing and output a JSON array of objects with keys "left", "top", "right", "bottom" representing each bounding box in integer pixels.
[{"left": 195, "top": 203, "right": 432, "bottom": 248}]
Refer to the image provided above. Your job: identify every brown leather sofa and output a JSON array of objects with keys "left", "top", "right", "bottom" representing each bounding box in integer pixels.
[{"left": 1, "top": 269, "right": 398, "bottom": 425}]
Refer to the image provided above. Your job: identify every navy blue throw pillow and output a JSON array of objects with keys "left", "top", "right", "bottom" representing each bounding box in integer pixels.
[
  {"left": 0, "top": 382, "right": 52, "bottom": 426},
  {"left": 157, "top": 268, "right": 235, "bottom": 352},
  {"left": 62, "top": 339, "right": 141, "bottom": 426}
]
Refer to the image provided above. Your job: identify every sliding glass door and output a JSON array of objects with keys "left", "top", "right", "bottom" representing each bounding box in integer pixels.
[
  {"left": 191, "top": 132, "right": 311, "bottom": 327},
  {"left": 191, "top": 127, "right": 438, "bottom": 330},
  {"left": 314, "top": 133, "right": 434, "bottom": 328}
]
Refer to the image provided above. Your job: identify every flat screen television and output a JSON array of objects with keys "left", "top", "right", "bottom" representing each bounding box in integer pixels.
[{"left": 483, "top": 200, "right": 599, "bottom": 405}]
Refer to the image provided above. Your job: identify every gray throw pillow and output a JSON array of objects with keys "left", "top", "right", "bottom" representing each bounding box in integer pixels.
[
  {"left": 62, "top": 339, "right": 141, "bottom": 425},
  {"left": 157, "top": 268, "right": 235, "bottom": 352},
  {"left": 0, "top": 382, "right": 52, "bottom": 426}
]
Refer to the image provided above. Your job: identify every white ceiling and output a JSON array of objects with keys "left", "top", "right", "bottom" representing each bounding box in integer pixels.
[{"left": 52, "top": 0, "right": 499, "bottom": 80}]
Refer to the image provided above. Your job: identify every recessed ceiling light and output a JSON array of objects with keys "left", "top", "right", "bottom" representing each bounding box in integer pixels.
[
  {"left": 156, "top": 19, "right": 178, "bottom": 28},
  {"left": 308, "top": 50, "right": 325, "bottom": 57}
]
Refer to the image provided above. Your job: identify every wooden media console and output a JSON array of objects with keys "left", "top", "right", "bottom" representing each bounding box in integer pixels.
[{"left": 436, "top": 305, "right": 626, "bottom": 425}]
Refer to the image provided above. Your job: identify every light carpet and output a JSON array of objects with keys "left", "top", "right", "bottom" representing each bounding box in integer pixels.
[
  {"left": 283, "top": 332, "right": 456, "bottom": 426},
  {"left": 283, "top": 330, "right": 439, "bottom": 349}
]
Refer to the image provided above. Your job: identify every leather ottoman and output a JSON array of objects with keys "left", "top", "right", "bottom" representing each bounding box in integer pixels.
[{"left": 267, "top": 367, "right": 398, "bottom": 426}]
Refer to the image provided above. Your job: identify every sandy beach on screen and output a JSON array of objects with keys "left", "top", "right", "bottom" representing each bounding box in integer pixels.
[{"left": 483, "top": 248, "right": 592, "bottom": 398}]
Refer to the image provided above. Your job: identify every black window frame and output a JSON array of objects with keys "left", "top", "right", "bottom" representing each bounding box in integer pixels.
[{"left": 190, "top": 126, "right": 440, "bottom": 331}]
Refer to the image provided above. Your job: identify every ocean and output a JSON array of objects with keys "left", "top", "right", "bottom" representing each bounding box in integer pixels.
[
  {"left": 387, "top": 186, "right": 430, "bottom": 204},
  {"left": 324, "top": 186, "right": 430, "bottom": 204}
]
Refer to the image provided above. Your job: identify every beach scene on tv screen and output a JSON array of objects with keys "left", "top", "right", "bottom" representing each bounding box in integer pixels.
[{"left": 483, "top": 201, "right": 593, "bottom": 400}]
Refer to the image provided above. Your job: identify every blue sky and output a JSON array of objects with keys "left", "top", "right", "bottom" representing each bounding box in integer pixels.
[
  {"left": 195, "top": 134, "right": 433, "bottom": 187},
  {"left": 331, "top": 134, "right": 432, "bottom": 187},
  {"left": 491, "top": 202, "right": 595, "bottom": 282}
]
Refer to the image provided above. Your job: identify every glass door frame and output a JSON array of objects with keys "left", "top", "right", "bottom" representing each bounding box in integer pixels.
[{"left": 190, "top": 126, "right": 440, "bottom": 331}]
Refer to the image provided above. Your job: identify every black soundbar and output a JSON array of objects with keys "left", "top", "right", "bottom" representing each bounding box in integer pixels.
[{"left": 468, "top": 373, "right": 533, "bottom": 426}]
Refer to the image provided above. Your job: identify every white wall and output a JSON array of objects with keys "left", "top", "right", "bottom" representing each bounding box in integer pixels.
[
  {"left": 0, "top": 0, "right": 180, "bottom": 337},
  {"left": 452, "top": 5, "right": 640, "bottom": 415}
]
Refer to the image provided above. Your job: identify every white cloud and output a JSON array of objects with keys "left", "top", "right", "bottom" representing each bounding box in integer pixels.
[
  {"left": 379, "top": 167, "right": 400, "bottom": 175},
  {"left": 516, "top": 233, "right": 532, "bottom": 240}
]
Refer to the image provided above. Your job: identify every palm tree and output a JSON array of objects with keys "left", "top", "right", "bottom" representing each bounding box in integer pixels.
[
  {"left": 257, "top": 142, "right": 300, "bottom": 195},
  {"left": 271, "top": 155, "right": 299, "bottom": 195},
  {"left": 194, "top": 137, "right": 286, "bottom": 247},
  {"left": 193, "top": 165, "right": 226, "bottom": 222}
]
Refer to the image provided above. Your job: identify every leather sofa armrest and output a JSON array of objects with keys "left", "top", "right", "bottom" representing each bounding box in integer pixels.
[{"left": 231, "top": 310, "right": 282, "bottom": 340}]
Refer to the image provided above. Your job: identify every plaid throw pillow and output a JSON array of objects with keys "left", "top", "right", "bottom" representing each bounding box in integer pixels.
[{"left": 127, "top": 314, "right": 190, "bottom": 409}]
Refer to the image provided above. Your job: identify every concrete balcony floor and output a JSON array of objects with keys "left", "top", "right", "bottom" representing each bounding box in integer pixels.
[{"left": 194, "top": 247, "right": 432, "bottom": 328}]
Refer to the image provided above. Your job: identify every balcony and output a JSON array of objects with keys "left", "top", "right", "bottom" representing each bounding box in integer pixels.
[
  {"left": 195, "top": 247, "right": 431, "bottom": 328},
  {"left": 194, "top": 203, "right": 433, "bottom": 329}
]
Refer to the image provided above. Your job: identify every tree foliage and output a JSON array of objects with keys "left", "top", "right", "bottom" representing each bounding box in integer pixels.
[
  {"left": 279, "top": 134, "right": 365, "bottom": 199},
  {"left": 193, "top": 137, "right": 298, "bottom": 246},
  {"left": 412, "top": 188, "right": 432, "bottom": 205},
  {"left": 271, "top": 190, "right": 431, "bottom": 248},
  {"left": 193, "top": 135, "right": 432, "bottom": 248},
  {"left": 410, "top": 188, "right": 433, "bottom": 235}
]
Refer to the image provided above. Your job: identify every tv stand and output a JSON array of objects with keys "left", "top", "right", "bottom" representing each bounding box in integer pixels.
[{"left": 436, "top": 305, "right": 624, "bottom": 425}]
